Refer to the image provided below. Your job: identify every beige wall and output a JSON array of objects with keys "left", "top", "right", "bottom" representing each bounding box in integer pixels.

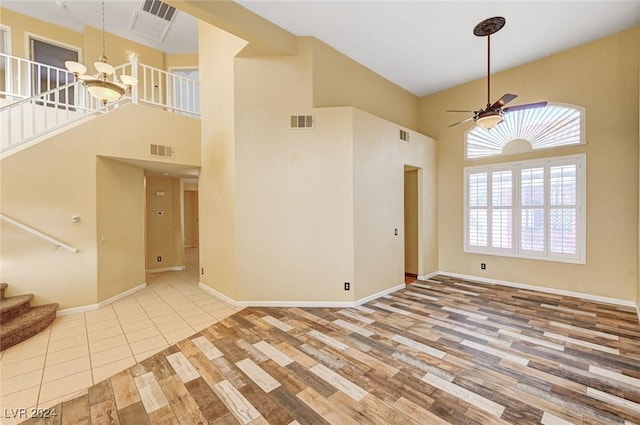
[
  {"left": 96, "top": 157, "right": 145, "bottom": 302},
  {"left": 83, "top": 26, "right": 164, "bottom": 70},
  {"left": 166, "top": 53, "right": 199, "bottom": 70},
  {"left": 0, "top": 104, "right": 200, "bottom": 309},
  {"left": 404, "top": 169, "right": 419, "bottom": 275},
  {"left": 0, "top": 8, "right": 83, "bottom": 59},
  {"left": 232, "top": 39, "right": 355, "bottom": 302},
  {"left": 420, "top": 27, "right": 639, "bottom": 302},
  {"left": 353, "top": 109, "right": 437, "bottom": 300},
  {"left": 198, "top": 22, "right": 247, "bottom": 300},
  {"left": 238, "top": 34, "right": 421, "bottom": 129},
  {"left": 197, "top": 16, "right": 438, "bottom": 303},
  {"left": 311, "top": 38, "right": 419, "bottom": 130},
  {"left": 0, "top": 140, "right": 98, "bottom": 309}
]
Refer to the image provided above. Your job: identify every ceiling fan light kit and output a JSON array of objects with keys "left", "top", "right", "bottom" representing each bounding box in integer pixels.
[
  {"left": 475, "top": 112, "right": 503, "bottom": 129},
  {"left": 447, "top": 17, "right": 547, "bottom": 130}
]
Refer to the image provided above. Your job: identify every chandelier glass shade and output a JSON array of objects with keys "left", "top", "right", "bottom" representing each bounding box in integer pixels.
[{"left": 65, "top": 0, "right": 137, "bottom": 105}]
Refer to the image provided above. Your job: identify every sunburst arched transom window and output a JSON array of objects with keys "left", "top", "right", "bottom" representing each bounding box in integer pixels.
[{"left": 465, "top": 104, "right": 585, "bottom": 159}]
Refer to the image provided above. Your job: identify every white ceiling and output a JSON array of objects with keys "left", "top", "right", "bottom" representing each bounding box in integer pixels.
[
  {"left": 4, "top": 1, "right": 640, "bottom": 96},
  {"left": 1, "top": 0, "right": 199, "bottom": 54}
]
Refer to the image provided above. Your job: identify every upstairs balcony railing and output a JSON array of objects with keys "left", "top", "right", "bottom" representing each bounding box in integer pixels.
[{"left": 0, "top": 53, "right": 200, "bottom": 152}]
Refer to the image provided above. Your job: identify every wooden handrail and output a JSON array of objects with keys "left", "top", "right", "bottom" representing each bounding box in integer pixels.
[{"left": 0, "top": 214, "right": 79, "bottom": 253}]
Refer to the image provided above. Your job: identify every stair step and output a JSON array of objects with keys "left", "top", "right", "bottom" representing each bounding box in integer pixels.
[
  {"left": 0, "top": 303, "right": 58, "bottom": 351},
  {"left": 1, "top": 294, "right": 34, "bottom": 324}
]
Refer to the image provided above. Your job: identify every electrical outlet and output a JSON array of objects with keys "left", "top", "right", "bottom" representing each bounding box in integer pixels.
[
  {"left": 157, "top": 256, "right": 162, "bottom": 262},
  {"left": 344, "top": 282, "right": 350, "bottom": 291},
  {"left": 201, "top": 268, "right": 204, "bottom": 275},
  {"left": 481, "top": 263, "right": 486, "bottom": 270}
]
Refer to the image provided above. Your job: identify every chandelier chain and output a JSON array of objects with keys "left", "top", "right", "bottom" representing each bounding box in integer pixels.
[{"left": 101, "top": 0, "right": 106, "bottom": 58}]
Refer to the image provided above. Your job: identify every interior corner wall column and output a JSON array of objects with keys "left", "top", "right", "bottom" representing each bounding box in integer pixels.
[
  {"left": 196, "top": 22, "right": 248, "bottom": 301},
  {"left": 164, "top": 0, "right": 297, "bottom": 56}
]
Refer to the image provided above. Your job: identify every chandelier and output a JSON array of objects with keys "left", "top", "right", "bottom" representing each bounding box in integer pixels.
[{"left": 65, "top": 0, "right": 138, "bottom": 105}]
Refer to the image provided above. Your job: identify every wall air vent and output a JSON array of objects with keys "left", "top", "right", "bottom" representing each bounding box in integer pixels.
[
  {"left": 399, "top": 129, "right": 410, "bottom": 142},
  {"left": 290, "top": 115, "right": 314, "bottom": 129},
  {"left": 129, "top": 0, "right": 177, "bottom": 42},
  {"left": 150, "top": 144, "right": 174, "bottom": 158}
]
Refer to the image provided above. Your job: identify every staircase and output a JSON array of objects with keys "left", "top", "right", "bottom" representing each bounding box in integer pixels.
[
  {"left": 1, "top": 53, "right": 200, "bottom": 155},
  {"left": 0, "top": 282, "right": 58, "bottom": 351}
]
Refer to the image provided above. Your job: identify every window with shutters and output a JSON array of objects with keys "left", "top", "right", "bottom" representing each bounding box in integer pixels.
[{"left": 464, "top": 154, "right": 585, "bottom": 263}]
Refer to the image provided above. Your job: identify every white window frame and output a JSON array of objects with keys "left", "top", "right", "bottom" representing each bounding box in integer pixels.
[
  {"left": 0, "top": 24, "right": 12, "bottom": 55},
  {"left": 465, "top": 103, "right": 585, "bottom": 160},
  {"left": 464, "top": 153, "right": 586, "bottom": 264}
]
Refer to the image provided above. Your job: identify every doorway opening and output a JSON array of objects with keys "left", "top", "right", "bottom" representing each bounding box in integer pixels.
[
  {"left": 404, "top": 166, "right": 420, "bottom": 283},
  {"left": 143, "top": 173, "right": 200, "bottom": 285},
  {"left": 28, "top": 35, "right": 80, "bottom": 104}
]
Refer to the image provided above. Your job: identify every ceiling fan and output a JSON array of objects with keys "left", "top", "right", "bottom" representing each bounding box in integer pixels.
[{"left": 448, "top": 17, "right": 548, "bottom": 129}]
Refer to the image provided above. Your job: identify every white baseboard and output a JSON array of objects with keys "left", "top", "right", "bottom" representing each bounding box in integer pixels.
[
  {"left": 437, "top": 271, "right": 637, "bottom": 308},
  {"left": 354, "top": 283, "right": 406, "bottom": 307},
  {"left": 146, "top": 266, "right": 186, "bottom": 273},
  {"left": 56, "top": 303, "right": 100, "bottom": 316},
  {"left": 198, "top": 282, "right": 238, "bottom": 308},
  {"left": 199, "top": 282, "right": 406, "bottom": 308},
  {"left": 418, "top": 271, "right": 440, "bottom": 281},
  {"left": 236, "top": 300, "right": 357, "bottom": 308},
  {"left": 57, "top": 283, "right": 147, "bottom": 316},
  {"left": 636, "top": 304, "right": 640, "bottom": 325}
]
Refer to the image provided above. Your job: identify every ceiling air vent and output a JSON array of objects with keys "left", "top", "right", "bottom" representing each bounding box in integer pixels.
[
  {"left": 129, "top": 0, "right": 177, "bottom": 42},
  {"left": 142, "top": 0, "right": 176, "bottom": 21},
  {"left": 150, "top": 144, "right": 174, "bottom": 158},
  {"left": 290, "top": 115, "right": 314, "bottom": 129},
  {"left": 399, "top": 129, "right": 410, "bottom": 142}
]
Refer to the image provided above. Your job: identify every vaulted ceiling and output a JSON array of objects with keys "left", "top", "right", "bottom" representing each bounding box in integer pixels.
[{"left": 3, "top": 1, "right": 639, "bottom": 96}]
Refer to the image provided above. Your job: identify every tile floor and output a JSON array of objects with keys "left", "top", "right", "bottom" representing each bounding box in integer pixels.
[{"left": 0, "top": 249, "right": 241, "bottom": 424}]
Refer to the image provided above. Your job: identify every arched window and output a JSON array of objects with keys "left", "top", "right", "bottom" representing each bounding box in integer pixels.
[{"left": 465, "top": 103, "right": 585, "bottom": 159}]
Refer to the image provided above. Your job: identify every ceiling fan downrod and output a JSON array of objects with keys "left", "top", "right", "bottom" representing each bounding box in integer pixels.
[{"left": 473, "top": 17, "right": 506, "bottom": 109}]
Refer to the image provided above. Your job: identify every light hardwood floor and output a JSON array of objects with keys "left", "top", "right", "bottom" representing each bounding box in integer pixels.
[{"left": 7, "top": 275, "right": 640, "bottom": 424}]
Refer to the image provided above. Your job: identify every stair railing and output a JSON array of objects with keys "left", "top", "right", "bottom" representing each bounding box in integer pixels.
[
  {"left": 0, "top": 53, "right": 76, "bottom": 101},
  {"left": 111, "top": 56, "right": 199, "bottom": 118},
  {"left": 0, "top": 214, "right": 79, "bottom": 253},
  {"left": 0, "top": 80, "right": 115, "bottom": 153},
  {"left": 0, "top": 53, "right": 200, "bottom": 152}
]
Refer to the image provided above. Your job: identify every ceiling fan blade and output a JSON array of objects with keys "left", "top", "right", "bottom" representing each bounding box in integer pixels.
[
  {"left": 448, "top": 117, "right": 475, "bottom": 127},
  {"left": 490, "top": 93, "right": 517, "bottom": 109},
  {"left": 503, "top": 101, "right": 548, "bottom": 113},
  {"left": 447, "top": 109, "right": 475, "bottom": 113}
]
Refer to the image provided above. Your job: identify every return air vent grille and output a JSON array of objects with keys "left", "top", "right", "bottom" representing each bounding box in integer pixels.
[
  {"left": 150, "top": 144, "right": 174, "bottom": 158},
  {"left": 142, "top": 0, "right": 176, "bottom": 21},
  {"left": 399, "top": 129, "right": 410, "bottom": 142},
  {"left": 290, "top": 115, "right": 314, "bottom": 129},
  {"left": 130, "top": 0, "right": 176, "bottom": 42}
]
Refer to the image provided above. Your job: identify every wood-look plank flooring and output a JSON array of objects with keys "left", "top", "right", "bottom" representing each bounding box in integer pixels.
[{"left": 16, "top": 275, "right": 640, "bottom": 424}]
